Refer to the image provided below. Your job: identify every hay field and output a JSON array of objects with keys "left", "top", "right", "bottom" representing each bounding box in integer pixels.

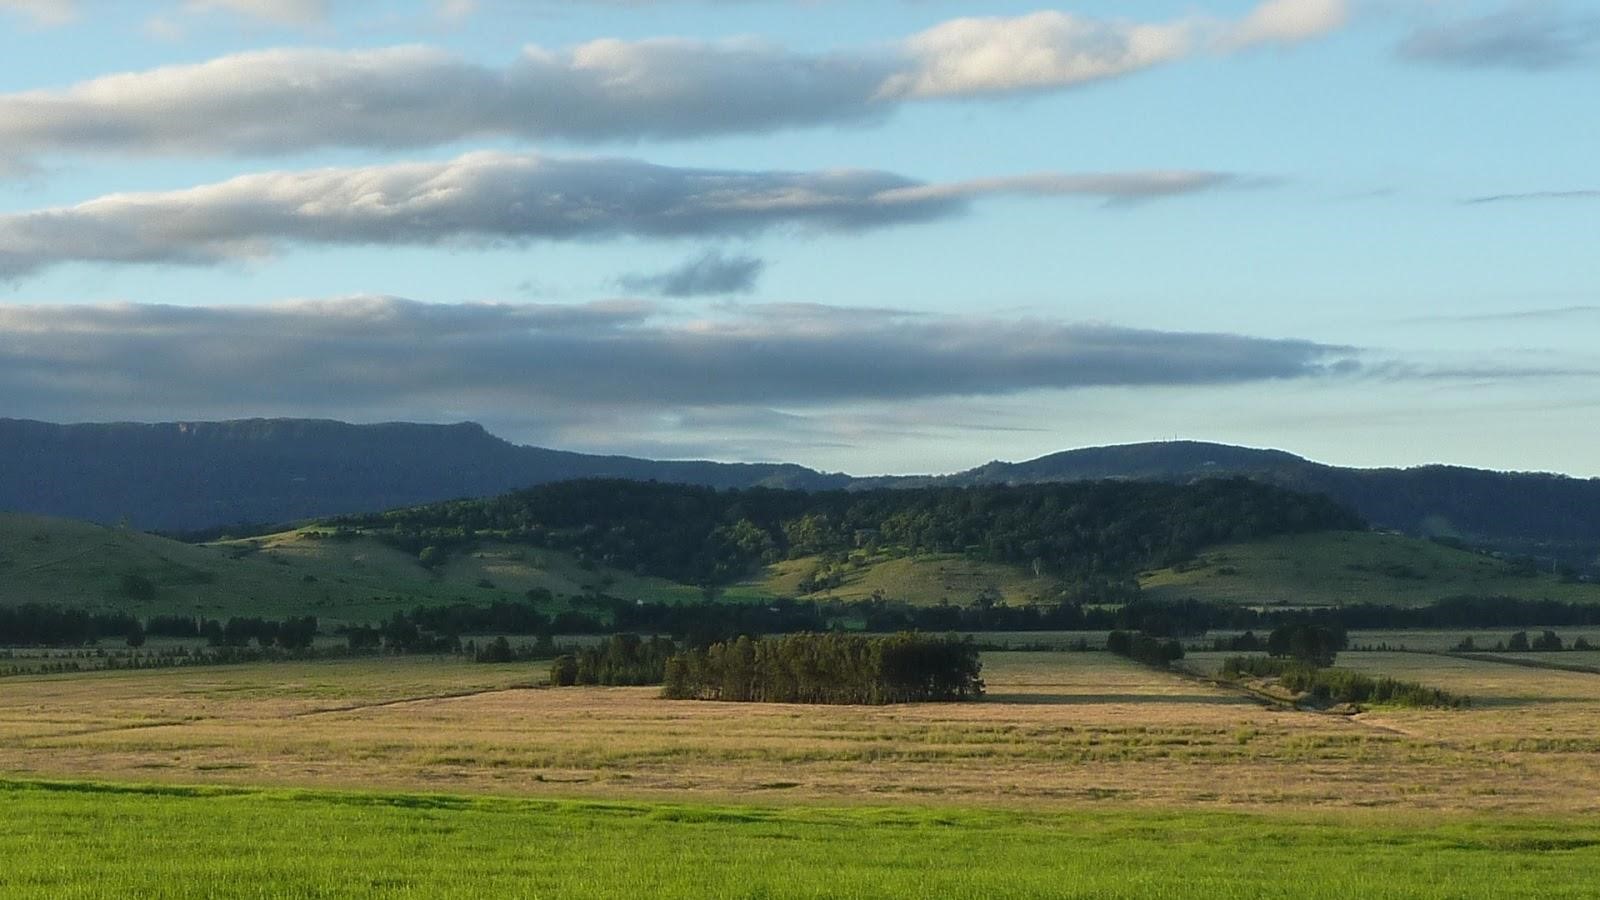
[{"left": 3, "top": 651, "right": 1599, "bottom": 815}]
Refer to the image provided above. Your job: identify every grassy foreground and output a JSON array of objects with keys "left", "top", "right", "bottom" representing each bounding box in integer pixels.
[{"left": 3, "top": 779, "right": 1597, "bottom": 899}]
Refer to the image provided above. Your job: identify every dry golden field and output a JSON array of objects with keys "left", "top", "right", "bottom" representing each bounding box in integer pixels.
[{"left": 3, "top": 651, "right": 1598, "bottom": 815}]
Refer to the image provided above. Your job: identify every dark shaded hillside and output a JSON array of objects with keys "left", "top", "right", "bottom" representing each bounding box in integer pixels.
[
  {"left": 334, "top": 477, "right": 1364, "bottom": 587},
  {"left": 0, "top": 418, "right": 845, "bottom": 531},
  {"left": 939, "top": 441, "right": 1600, "bottom": 567}
]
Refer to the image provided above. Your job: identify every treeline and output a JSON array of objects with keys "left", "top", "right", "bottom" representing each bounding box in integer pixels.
[
  {"left": 548, "top": 634, "right": 678, "bottom": 686},
  {"left": 1220, "top": 656, "right": 1466, "bottom": 709},
  {"left": 1076, "top": 596, "right": 1600, "bottom": 636},
  {"left": 0, "top": 607, "right": 318, "bottom": 650},
  {"left": 331, "top": 477, "right": 1362, "bottom": 585},
  {"left": 0, "top": 605, "right": 144, "bottom": 647},
  {"left": 1105, "top": 631, "right": 1184, "bottom": 667},
  {"left": 660, "top": 633, "right": 984, "bottom": 704},
  {"left": 1455, "top": 631, "right": 1597, "bottom": 653}
]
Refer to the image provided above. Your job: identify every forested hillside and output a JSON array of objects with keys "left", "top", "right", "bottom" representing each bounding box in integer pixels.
[
  {"left": 932, "top": 441, "right": 1600, "bottom": 567},
  {"left": 332, "top": 478, "right": 1363, "bottom": 587}
]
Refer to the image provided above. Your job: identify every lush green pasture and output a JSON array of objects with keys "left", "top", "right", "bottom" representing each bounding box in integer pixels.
[
  {"left": 3, "top": 779, "right": 1597, "bottom": 899},
  {"left": 0, "top": 513, "right": 730, "bottom": 624},
  {"left": 1139, "top": 531, "right": 1600, "bottom": 608}
]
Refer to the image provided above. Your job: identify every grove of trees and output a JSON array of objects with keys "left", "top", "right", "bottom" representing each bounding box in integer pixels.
[{"left": 660, "top": 632, "right": 984, "bottom": 704}]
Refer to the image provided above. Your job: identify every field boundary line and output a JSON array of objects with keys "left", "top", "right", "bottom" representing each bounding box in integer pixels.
[
  {"left": 1436, "top": 651, "right": 1600, "bottom": 676},
  {"left": 288, "top": 683, "right": 541, "bottom": 718}
]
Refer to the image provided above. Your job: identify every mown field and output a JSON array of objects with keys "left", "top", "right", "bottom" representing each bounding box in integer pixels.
[
  {"left": 4, "top": 651, "right": 1599, "bottom": 814},
  {"left": 5, "top": 650, "right": 1600, "bottom": 896},
  {"left": 4, "top": 778, "right": 1598, "bottom": 899}
]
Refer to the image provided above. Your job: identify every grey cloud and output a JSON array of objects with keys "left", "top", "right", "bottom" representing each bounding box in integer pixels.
[
  {"left": 1401, "top": 305, "right": 1600, "bottom": 324},
  {"left": 0, "top": 152, "right": 1241, "bottom": 279},
  {"left": 1399, "top": 5, "right": 1600, "bottom": 70},
  {"left": 0, "top": 297, "right": 1358, "bottom": 426},
  {"left": 1466, "top": 189, "right": 1600, "bottom": 204},
  {"left": 0, "top": 2, "right": 1346, "bottom": 163},
  {"left": 619, "top": 250, "right": 765, "bottom": 297}
]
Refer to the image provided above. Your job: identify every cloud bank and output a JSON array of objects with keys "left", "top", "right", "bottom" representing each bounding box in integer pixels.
[
  {"left": 0, "top": 2, "right": 1348, "bottom": 163},
  {"left": 0, "top": 152, "right": 1242, "bottom": 278},
  {"left": 0, "top": 298, "right": 1358, "bottom": 427}
]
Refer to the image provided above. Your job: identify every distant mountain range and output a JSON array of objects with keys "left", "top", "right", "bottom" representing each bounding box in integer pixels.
[
  {"left": 2, "top": 419, "right": 1596, "bottom": 567},
  {"left": 924, "top": 441, "right": 1600, "bottom": 567},
  {"left": 0, "top": 418, "right": 846, "bottom": 533}
]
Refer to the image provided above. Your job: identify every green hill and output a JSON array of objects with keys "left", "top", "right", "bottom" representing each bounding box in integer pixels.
[
  {"left": 6, "top": 507, "right": 1596, "bottom": 629},
  {"left": 1138, "top": 531, "right": 1600, "bottom": 608},
  {"left": 0, "top": 513, "right": 709, "bottom": 624},
  {"left": 754, "top": 552, "right": 1066, "bottom": 606}
]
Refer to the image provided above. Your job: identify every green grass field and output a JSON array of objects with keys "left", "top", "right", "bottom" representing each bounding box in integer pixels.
[
  {"left": 1139, "top": 531, "right": 1600, "bottom": 607},
  {"left": 3, "top": 779, "right": 1597, "bottom": 899},
  {"left": 755, "top": 551, "right": 1066, "bottom": 606}
]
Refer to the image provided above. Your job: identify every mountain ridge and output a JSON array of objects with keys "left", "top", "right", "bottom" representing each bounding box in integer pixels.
[{"left": 2, "top": 418, "right": 1596, "bottom": 569}]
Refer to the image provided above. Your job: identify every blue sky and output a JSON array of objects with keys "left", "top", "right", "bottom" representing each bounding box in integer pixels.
[{"left": 0, "top": 0, "right": 1596, "bottom": 476}]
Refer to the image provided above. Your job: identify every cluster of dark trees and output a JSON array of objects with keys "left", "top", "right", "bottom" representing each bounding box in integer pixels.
[
  {"left": 196, "top": 616, "right": 319, "bottom": 650},
  {"left": 0, "top": 605, "right": 145, "bottom": 647},
  {"left": 1105, "top": 631, "right": 1184, "bottom": 667},
  {"left": 659, "top": 632, "right": 984, "bottom": 704},
  {"left": 548, "top": 634, "right": 679, "bottom": 686},
  {"left": 1220, "top": 656, "right": 1465, "bottom": 709},
  {"left": 1455, "top": 631, "right": 1597, "bottom": 653},
  {"left": 1264, "top": 623, "right": 1348, "bottom": 667},
  {"left": 332, "top": 477, "right": 1362, "bottom": 586}
]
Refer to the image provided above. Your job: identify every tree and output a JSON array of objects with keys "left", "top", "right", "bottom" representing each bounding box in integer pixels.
[
  {"left": 1531, "top": 630, "right": 1564, "bottom": 652},
  {"left": 1268, "top": 623, "right": 1345, "bottom": 667},
  {"left": 549, "top": 655, "right": 579, "bottom": 686}
]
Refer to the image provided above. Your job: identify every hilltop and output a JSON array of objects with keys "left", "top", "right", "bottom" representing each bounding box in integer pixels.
[
  {"left": 0, "top": 418, "right": 845, "bottom": 532},
  {"left": 930, "top": 440, "right": 1600, "bottom": 568},
  {"left": 3, "top": 420, "right": 1598, "bottom": 571}
]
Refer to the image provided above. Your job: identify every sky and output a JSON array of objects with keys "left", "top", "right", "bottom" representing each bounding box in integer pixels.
[{"left": 0, "top": 0, "right": 1596, "bottom": 477}]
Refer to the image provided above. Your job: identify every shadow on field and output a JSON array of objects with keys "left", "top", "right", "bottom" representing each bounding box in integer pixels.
[{"left": 984, "top": 692, "right": 1246, "bottom": 706}]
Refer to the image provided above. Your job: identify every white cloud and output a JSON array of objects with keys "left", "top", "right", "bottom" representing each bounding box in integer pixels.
[
  {"left": 1224, "top": 0, "right": 1349, "bottom": 49},
  {"left": 0, "top": 0, "right": 75, "bottom": 25},
  {"left": 0, "top": 2, "right": 1350, "bottom": 165},
  {"left": 0, "top": 151, "right": 1244, "bottom": 278},
  {"left": 881, "top": 11, "right": 1195, "bottom": 99},
  {"left": 182, "top": 0, "right": 329, "bottom": 25}
]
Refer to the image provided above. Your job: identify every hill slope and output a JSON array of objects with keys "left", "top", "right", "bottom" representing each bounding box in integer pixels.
[
  {"left": 4, "top": 419, "right": 1597, "bottom": 571},
  {"left": 4, "top": 510, "right": 1596, "bottom": 624},
  {"left": 1138, "top": 531, "right": 1600, "bottom": 608},
  {"left": 0, "top": 418, "right": 845, "bottom": 531},
  {"left": 936, "top": 441, "right": 1600, "bottom": 568},
  {"left": 0, "top": 512, "right": 702, "bottom": 624}
]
